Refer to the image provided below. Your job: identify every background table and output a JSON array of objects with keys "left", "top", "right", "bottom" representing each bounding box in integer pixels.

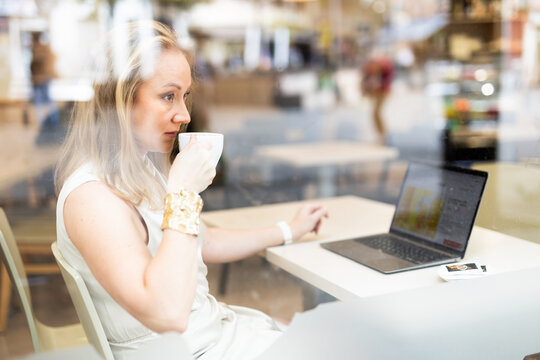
[
  {"left": 202, "top": 195, "right": 540, "bottom": 300},
  {"left": 255, "top": 142, "right": 399, "bottom": 197}
]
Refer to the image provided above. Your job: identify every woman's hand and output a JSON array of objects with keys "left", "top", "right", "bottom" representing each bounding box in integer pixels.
[
  {"left": 288, "top": 203, "right": 329, "bottom": 243},
  {"left": 167, "top": 136, "right": 216, "bottom": 194}
]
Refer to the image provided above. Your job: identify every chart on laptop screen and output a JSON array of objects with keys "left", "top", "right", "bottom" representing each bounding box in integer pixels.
[
  {"left": 391, "top": 163, "right": 486, "bottom": 252},
  {"left": 394, "top": 186, "right": 443, "bottom": 239}
]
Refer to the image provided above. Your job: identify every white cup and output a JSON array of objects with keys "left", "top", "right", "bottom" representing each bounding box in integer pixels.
[{"left": 178, "top": 132, "right": 224, "bottom": 167}]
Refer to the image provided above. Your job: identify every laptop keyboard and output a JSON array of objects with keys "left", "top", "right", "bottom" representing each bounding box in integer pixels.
[{"left": 356, "top": 235, "right": 450, "bottom": 264}]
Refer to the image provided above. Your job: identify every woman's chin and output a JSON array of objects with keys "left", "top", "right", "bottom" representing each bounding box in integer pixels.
[
  {"left": 161, "top": 144, "right": 175, "bottom": 154},
  {"left": 150, "top": 140, "right": 174, "bottom": 154}
]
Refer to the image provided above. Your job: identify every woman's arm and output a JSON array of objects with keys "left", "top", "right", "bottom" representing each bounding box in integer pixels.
[
  {"left": 202, "top": 204, "right": 328, "bottom": 264},
  {"left": 65, "top": 182, "right": 199, "bottom": 333},
  {"left": 64, "top": 138, "right": 216, "bottom": 334}
]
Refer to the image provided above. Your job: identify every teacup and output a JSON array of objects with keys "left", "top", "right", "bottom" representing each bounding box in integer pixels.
[{"left": 178, "top": 132, "right": 224, "bottom": 167}]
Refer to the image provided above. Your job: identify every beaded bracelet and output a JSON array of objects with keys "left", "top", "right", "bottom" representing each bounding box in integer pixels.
[{"left": 161, "top": 188, "right": 204, "bottom": 236}]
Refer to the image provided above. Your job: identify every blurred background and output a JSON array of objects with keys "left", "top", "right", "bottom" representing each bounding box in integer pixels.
[{"left": 0, "top": 0, "right": 539, "bottom": 358}]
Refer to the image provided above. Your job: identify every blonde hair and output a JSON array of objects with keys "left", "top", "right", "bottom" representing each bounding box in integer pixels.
[{"left": 55, "top": 21, "right": 189, "bottom": 209}]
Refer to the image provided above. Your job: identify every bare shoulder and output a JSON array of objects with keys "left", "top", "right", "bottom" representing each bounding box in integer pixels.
[
  {"left": 63, "top": 181, "right": 143, "bottom": 250},
  {"left": 64, "top": 181, "right": 131, "bottom": 220},
  {"left": 62, "top": 183, "right": 153, "bottom": 314}
]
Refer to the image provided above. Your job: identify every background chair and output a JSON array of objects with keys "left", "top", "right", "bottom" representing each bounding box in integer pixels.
[
  {"left": 0, "top": 207, "right": 60, "bottom": 334},
  {"left": 51, "top": 242, "right": 114, "bottom": 360},
  {"left": 472, "top": 161, "right": 540, "bottom": 244},
  {"left": 0, "top": 207, "right": 87, "bottom": 352},
  {"left": 9, "top": 207, "right": 59, "bottom": 276},
  {"left": 0, "top": 207, "right": 59, "bottom": 333}
]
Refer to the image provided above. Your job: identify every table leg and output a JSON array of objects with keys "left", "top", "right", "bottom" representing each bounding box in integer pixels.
[
  {"left": 317, "top": 166, "right": 337, "bottom": 198},
  {"left": 301, "top": 282, "right": 336, "bottom": 311},
  {"left": 27, "top": 178, "right": 39, "bottom": 208},
  {"left": 0, "top": 261, "right": 11, "bottom": 332},
  {"left": 260, "top": 158, "right": 273, "bottom": 183},
  {"left": 376, "top": 160, "right": 392, "bottom": 201},
  {"left": 218, "top": 263, "right": 230, "bottom": 296}
]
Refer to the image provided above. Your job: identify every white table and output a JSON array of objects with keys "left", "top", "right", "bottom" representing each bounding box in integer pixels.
[
  {"left": 202, "top": 195, "right": 540, "bottom": 300},
  {"left": 259, "top": 267, "right": 540, "bottom": 360},
  {"left": 255, "top": 141, "right": 399, "bottom": 197}
]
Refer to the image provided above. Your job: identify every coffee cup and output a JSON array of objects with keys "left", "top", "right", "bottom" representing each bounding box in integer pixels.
[{"left": 178, "top": 132, "right": 224, "bottom": 167}]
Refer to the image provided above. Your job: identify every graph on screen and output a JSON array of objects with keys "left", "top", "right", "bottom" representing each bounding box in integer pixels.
[{"left": 394, "top": 186, "right": 443, "bottom": 239}]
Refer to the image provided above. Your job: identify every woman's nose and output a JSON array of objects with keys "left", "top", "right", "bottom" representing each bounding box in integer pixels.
[
  {"left": 173, "top": 113, "right": 190, "bottom": 124},
  {"left": 172, "top": 105, "right": 190, "bottom": 124}
]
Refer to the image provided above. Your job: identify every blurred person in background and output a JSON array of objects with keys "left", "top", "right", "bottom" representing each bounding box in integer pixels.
[
  {"left": 361, "top": 51, "right": 394, "bottom": 145},
  {"left": 30, "top": 31, "right": 59, "bottom": 135},
  {"left": 55, "top": 21, "right": 328, "bottom": 360}
]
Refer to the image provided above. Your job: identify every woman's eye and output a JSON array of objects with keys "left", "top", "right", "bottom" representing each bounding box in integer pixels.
[
  {"left": 183, "top": 91, "right": 191, "bottom": 100},
  {"left": 163, "top": 93, "right": 174, "bottom": 102}
]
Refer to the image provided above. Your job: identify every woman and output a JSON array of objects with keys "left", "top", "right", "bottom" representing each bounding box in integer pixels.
[{"left": 55, "top": 21, "right": 328, "bottom": 359}]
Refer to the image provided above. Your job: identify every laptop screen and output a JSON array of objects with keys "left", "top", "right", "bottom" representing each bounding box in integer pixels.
[{"left": 390, "top": 162, "right": 487, "bottom": 253}]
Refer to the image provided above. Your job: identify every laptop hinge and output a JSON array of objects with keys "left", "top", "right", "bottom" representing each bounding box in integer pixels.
[{"left": 389, "top": 229, "right": 463, "bottom": 258}]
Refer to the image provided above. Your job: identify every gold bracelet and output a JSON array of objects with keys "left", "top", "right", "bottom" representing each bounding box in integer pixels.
[{"left": 161, "top": 189, "right": 204, "bottom": 236}]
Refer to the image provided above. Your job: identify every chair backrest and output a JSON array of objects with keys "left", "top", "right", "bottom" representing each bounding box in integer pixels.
[
  {"left": 51, "top": 242, "right": 114, "bottom": 360},
  {"left": 0, "top": 208, "right": 40, "bottom": 351},
  {"left": 472, "top": 162, "right": 540, "bottom": 243}
]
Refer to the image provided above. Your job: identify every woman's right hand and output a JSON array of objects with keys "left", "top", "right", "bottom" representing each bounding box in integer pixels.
[{"left": 167, "top": 136, "right": 216, "bottom": 194}]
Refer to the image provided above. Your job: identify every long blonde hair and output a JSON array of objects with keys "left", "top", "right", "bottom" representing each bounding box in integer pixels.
[{"left": 55, "top": 21, "right": 188, "bottom": 209}]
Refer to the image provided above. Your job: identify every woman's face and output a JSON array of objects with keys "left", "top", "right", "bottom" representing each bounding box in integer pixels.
[{"left": 131, "top": 48, "right": 191, "bottom": 154}]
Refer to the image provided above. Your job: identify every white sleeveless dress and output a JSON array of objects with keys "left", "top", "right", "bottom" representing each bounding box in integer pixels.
[{"left": 56, "top": 160, "right": 283, "bottom": 359}]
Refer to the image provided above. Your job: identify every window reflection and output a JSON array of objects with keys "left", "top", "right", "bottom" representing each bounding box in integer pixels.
[{"left": 0, "top": 0, "right": 539, "bottom": 357}]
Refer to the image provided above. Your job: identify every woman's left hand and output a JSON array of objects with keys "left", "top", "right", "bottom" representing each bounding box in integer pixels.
[{"left": 289, "top": 203, "right": 329, "bottom": 243}]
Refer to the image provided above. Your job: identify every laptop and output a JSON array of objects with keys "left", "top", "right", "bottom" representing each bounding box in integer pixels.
[{"left": 321, "top": 161, "right": 488, "bottom": 274}]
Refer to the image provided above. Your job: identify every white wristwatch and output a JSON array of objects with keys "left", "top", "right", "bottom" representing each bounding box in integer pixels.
[{"left": 276, "top": 221, "right": 293, "bottom": 245}]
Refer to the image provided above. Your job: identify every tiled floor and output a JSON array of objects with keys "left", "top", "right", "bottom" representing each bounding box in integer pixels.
[{"left": 1, "top": 85, "right": 539, "bottom": 358}]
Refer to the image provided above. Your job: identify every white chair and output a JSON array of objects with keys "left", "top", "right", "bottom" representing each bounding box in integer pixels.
[
  {"left": 51, "top": 242, "right": 115, "bottom": 360},
  {"left": 0, "top": 208, "right": 59, "bottom": 333},
  {"left": 10, "top": 208, "right": 60, "bottom": 276},
  {"left": 0, "top": 208, "right": 87, "bottom": 352}
]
